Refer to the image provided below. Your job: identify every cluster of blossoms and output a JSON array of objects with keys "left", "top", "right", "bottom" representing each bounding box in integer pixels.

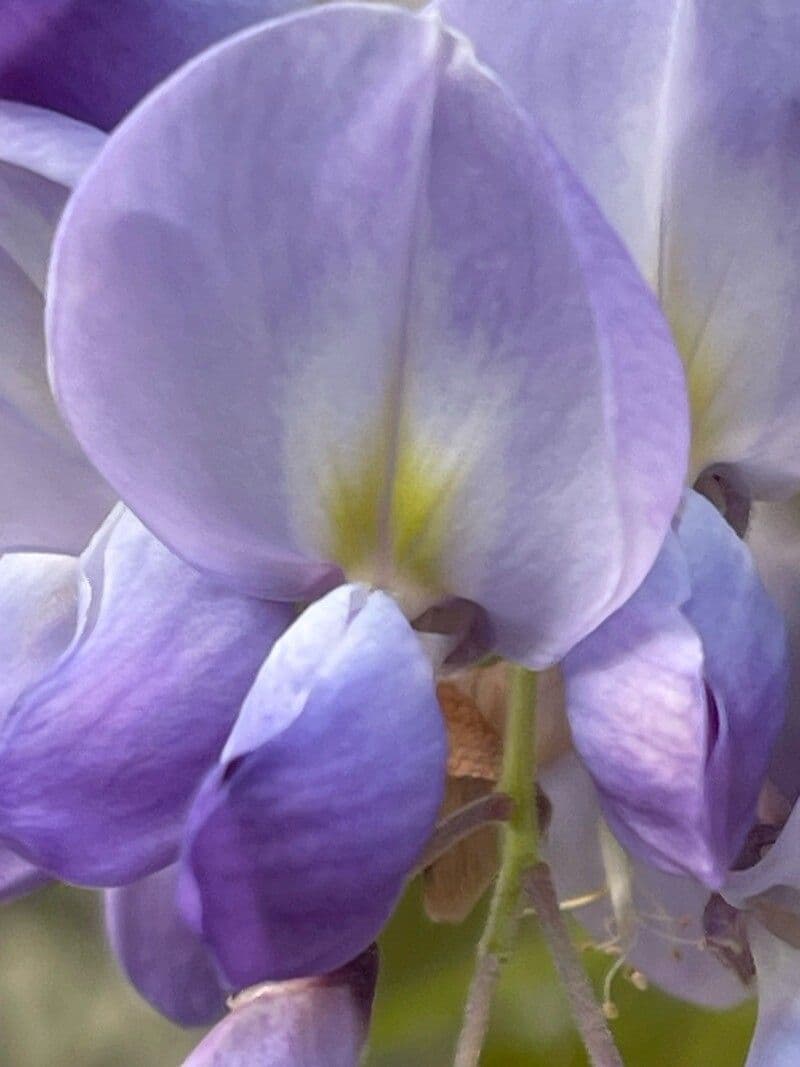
[{"left": 2, "top": 1, "right": 800, "bottom": 1063}]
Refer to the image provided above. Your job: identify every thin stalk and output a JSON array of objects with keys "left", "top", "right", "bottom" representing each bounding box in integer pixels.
[
  {"left": 453, "top": 667, "right": 538, "bottom": 1067},
  {"left": 525, "top": 862, "right": 623, "bottom": 1067}
]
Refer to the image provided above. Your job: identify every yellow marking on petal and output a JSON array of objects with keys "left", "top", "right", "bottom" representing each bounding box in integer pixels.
[
  {"left": 323, "top": 419, "right": 459, "bottom": 597},
  {"left": 668, "top": 308, "right": 727, "bottom": 481}
]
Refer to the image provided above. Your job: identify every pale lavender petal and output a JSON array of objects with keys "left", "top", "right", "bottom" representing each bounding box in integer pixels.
[
  {"left": 0, "top": 103, "right": 112, "bottom": 553},
  {"left": 660, "top": 3, "right": 800, "bottom": 492},
  {"left": 49, "top": 5, "right": 688, "bottom": 664},
  {"left": 542, "top": 755, "right": 747, "bottom": 1009},
  {"left": 180, "top": 584, "right": 446, "bottom": 986},
  {"left": 747, "top": 923, "right": 800, "bottom": 1067},
  {"left": 105, "top": 864, "right": 227, "bottom": 1026},
  {"left": 0, "top": 843, "right": 49, "bottom": 902},
  {"left": 0, "top": 0, "right": 307, "bottom": 130},
  {"left": 0, "top": 508, "right": 293, "bottom": 884},
  {"left": 182, "top": 947, "right": 378, "bottom": 1067},
  {"left": 433, "top": 0, "right": 683, "bottom": 285},
  {"left": 437, "top": 0, "right": 800, "bottom": 494},
  {"left": 564, "top": 491, "right": 787, "bottom": 885}
]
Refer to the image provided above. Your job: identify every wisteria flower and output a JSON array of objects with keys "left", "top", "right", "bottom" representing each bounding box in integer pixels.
[
  {"left": 435, "top": 0, "right": 798, "bottom": 899},
  {"left": 28, "top": 0, "right": 692, "bottom": 1003},
  {"left": 540, "top": 750, "right": 800, "bottom": 1066}
]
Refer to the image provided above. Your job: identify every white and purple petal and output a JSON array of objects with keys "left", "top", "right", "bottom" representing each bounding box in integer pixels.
[
  {"left": 48, "top": 4, "right": 688, "bottom": 665},
  {"left": 179, "top": 584, "right": 446, "bottom": 986},
  {"left": 563, "top": 491, "right": 787, "bottom": 885},
  {"left": 0, "top": 508, "right": 293, "bottom": 885},
  {"left": 542, "top": 754, "right": 748, "bottom": 1009}
]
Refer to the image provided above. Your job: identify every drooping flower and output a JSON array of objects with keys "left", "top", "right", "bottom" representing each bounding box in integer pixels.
[
  {"left": 435, "top": 0, "right": 795, "bottom": 884},
  {"left": 541, "top": 751, "right": 800, "bottom": 1065},
  {"left": 562, "top": 490, "right": 787, "bottom": 886},
  {"left": 14, "top": 1, "right": 692, "bottom": 993}
]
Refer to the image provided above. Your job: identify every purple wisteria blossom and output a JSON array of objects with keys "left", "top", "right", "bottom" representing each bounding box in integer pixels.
[
  {"left": 542, "top": 751, "right": 800, "bottom": 1066},
  {"left": 7, "top": 3, "right": 793, "bottom": 1062},
  {"left": 562, "top": 490, "right": 787, "bottom": 888},
  {"left": 26, "top": 0, "right": 693, "bottom": 1006},
  {"left": 430, "top": 0, "right": 800, "bottom": 1054}
]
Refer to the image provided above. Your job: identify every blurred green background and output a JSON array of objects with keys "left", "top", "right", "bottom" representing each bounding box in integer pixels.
[{"left": 0, "top": 880, "right": 754, "bottom": 1065}]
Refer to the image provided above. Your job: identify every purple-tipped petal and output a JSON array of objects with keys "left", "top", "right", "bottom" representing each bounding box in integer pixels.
[
  {"left": 48, "top": 5, "right": 688, "bottom": 664},
  {"left": 437, "top": 0, "right": 800, "bottom": 494},
  {"left": 105, "top": 864, "right": 227, "bottom": 1026},
  {"left": 563, "top": 491, "right": 787, "bottom": 886},
  {"left": 0, "top": 0, "right": 307, "bottom": 130},
  {"left": 0, "top": 843, "right": 49, "bottom": 902},
  {"left": 0, "top": 508, "right": 293, "bottom": 885},
  {"left": 182, "top": 947, "right": 378, "bottom": 1067},
  {"left": 0, "top": 102, "right": 112, "bottom": 554},
  {"left": 542, "top": 755, "right": 748, "bottom": 1009},
  {"left": 180, "top": 584, "right": 446, "bottom": 987}
]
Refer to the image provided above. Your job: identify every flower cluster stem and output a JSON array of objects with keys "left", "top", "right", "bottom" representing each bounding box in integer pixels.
[
  {"left": 453, "top": 666, "right": 538, "bottom": 1067},
  {"left": 525, "top": 862, "right": 623, "bottom": 1067}
]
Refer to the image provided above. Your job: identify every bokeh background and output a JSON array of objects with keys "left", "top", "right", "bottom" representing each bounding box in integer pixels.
[{"left": 0, "top": 878, "right": 755, "bottom": 1065}]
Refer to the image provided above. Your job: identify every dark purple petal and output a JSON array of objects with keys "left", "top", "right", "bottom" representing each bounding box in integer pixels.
[
  {"left": 105, "top": 864, "right": 227, "bottom": 1026},
  {"left": 0, "top": 508, "right": 293, "bottom": 885},
  {"left": 182, "top": 946, "right": 378, "bottom": 1067},
  {"left": 180, "top": 584, "right": 446, "bottom": 986},
  {"left": 0, "top": 843, "right": 50, "bottom": 902},
  {"left": 48, "top": 5, "right": 688, "bottom": 664},
  {"left": 563, "top": 491, "right": 787, "bottom": 886},
  {"left": 0, "top": 0, "right": 307, "bottom": 130}
]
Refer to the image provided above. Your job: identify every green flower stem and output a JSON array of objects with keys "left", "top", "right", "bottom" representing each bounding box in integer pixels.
[{"left": 453, "top": 666, "right": 538, "bottom": 1067}]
